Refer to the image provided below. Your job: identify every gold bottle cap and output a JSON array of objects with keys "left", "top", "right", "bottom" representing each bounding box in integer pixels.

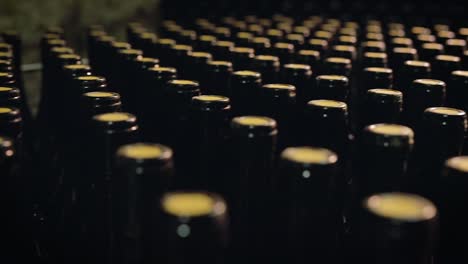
[
  {"left": 199, "top": 35, "right": 216, "bottom": 42},
  {"left": 364, "top": 67, "right": 392, "bottom": 73},
  {"left": 111, "top": 41, "right": 131, "bottom": 49},
  {"left": 284, "top": 63, "right": 311, "bottom": 70},
  {"left": 446, "top": 156, "right": 468, "bottom": 172},
  {"left": 0, "top": 87, "right": 13, "bottom": 92},
  {"left": 95, "top": 112, "right": 133, "bottom": 122},
  {"left": 452, "top": 70, "right": 468, "bottom": 77},
  {"left": 263, "top": 84, "right": 295, "bottom": 90},
  {"left": 436, "top": 54, "right": 461, "bottom": 62},
  {"left": 51, "top": 47, "right": 73, "bottom": 54},
  {"left": 368, "top": 88, "right": 402, "bottom": 96},
  {"left": 0, "top": 107, "right": 12, "bottom": 114},
  {"left": 170, "top": 80, "right": 198, "bottom": 86},
  {"left": 173, "top": 44, "right": 192, "bottom": 51},
  {"left": 308, "top": 99, "right": 347, "bottom": 109},
  {"left": 414, "top": 79, "right": 445, "bottom": 86},
  {"left": 368, "top": 123, "right": 413, "bottom": 136},
  {"left": 411, "top": 26, "right": 431, "bottom": 35},
  {"left": 209, "top": 61, "right": 232, "bottom": 67},
  {"left": 255, "top": 55, "right": 278, "bottom": 61},
  {"left": 118, "top": 143, "right": 171, "bottom": 160},
  {"left": 393, "top": 47, "right": 417, "bottom": 54},
  {"left": 233, "top": 70, "right": 260, "bottom": 77},
  {"left": 233, "top": 47, "right": 254, "bottom": 53},
  {"left": 425, "top": 107, "right": 465, "bottom": 116},
  {"left": 193, "top": 95, "right": 229, "bottom": 102},
  {"left": 366, "top": 193, "right": 437, "bottom": 221},
  {"left": 298, "top": 50, "right": 320, "bottom": 56},
  {"left": 326, "top": 57, "right": 351, "bottom": 64},
  {"left": 84, "top": 91, "right": 115, "bottom": 98},
  {"left": 234, "top": 116, "right": 275, "bottom": 127},
  {"left": 281, "top": 147, "right": 338, "bottom": 165},
  {"left": 405, "top": 60, "right": 430, "bottom": 68},
  {"left": 77, "top": 76, "right": 101, "bottom": 81},
  {"left": 162, "top": 193, "right": 225, "bottom": 217},
  {"left": 364, "top": 52, "right": 387, "bottom": 59},
  {"left": 366, "top": 32, "right": 384, "bottom": 40},
  {"left": 191, "top": 52, "right": 212, "bottom": 58},
  {"left": 64, "top": 64, "right": 90, "bottom": 70}
]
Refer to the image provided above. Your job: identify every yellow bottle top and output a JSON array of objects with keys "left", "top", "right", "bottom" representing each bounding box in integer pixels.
[
  {"left": 233, "top": 47, "right": 254, "bottom": 53},
  {"left": 392, "top": 37, "right": 412, "bottom": 45},
  {"left": 170, "top": 80, "right": 198, "bottom": 86},
  {"left": 174, "top": 44, "right": 192, "bottom": 50},
  {"left": 252, "top": 37, "right": 270, "bottom": 43},
  {"left": 274, "top": 42, "right": 293, "bottom": 49},
  {"left": 286, "top": 34, "right": 304, "bottom": 41},
  {"left": 267, "top": 29, "right": 283, "bottom": 36},
  {"left": 436, "top": 54, "right": 461, "bottom": 62},
  {"left": 368, "top": 123, "right": 414, "bottom": 137},
  {"left": 405, "top": 60, "right": 430, "bottom": 67},
  {"left": 422, "top": 43, "right": 443, "bottom": 49},
  {"left": 425, "top": 107, "right": 465, "bottom": 116},
  {"left": 51, "top": 47, "right": 73, "bottom": 53},
  {"left": 309, "top": 38, "right": 327, "bottom": 45},
  {"left": 237, "top": 32, "right": 253, "bottom": 38},
  {"left": 255, "top": 55, "right": 278, "bottom": 61},
  {"left": 78, "top": 76, "right": 101, "bottom": 81},
  {"left": 233, "top": 70, "right": 259, "bottom": 77},
  {"left": 393, "top": 47, "right": 416, "bottom": 53},
  {"left": 284, "top": 64, "right": 310, "bottom": 70},
  {"left": 159, "top": 38, "right": 176, "bottom": 45},
  {"left": 209, "top": 61, "right": 232, "bottom": 67},
  {"left": 447, "top": 39, "right": 466, "bottom": 47},
  {"left": 282, "top": 147, "right": 337, "bottom": 165},
  {"left": 84, "top": 91, "right": 114, "bottom": 98},
  {"left": 414, "top": 79, "right": 445, "bottom": 86},
  {"left": 263, "top": 84, "right": 295, "bottom": 90},
  {"left": 366, "top": 193, "right": 437, "bottom": 221},
  {"left": 193, "top": 95, "right": 228, "bottom": 102},
  {"left": 366, "top": 32, "right": 383, "bottom": 40},
  {"left": 234, "top": 116, "right": 275, "bottom": 127},
  {"left": 412, "top": 26, "right": 431, "bottom": 35},
  {"left": 365, "top": 67, "right": 392, "bottom": 73},
  {"left": 191, "top": 52, "right": 212, "bottom": 58},
  {"left": 308, "top": 99, "right": 347, "bottom": 109},
  {"left": 446, "top": 156, "right": 468, "bottom": 172},
  {"left": 163, "top": 193, "right": 219, "bottom": 217},
  {"left": 0, "top": 107, "right": 12, "bottom": 114},
  {"left": 119, "top": 49, "right": 143, "bottom": 55},
  {"left": 140, "top": 32, "right": 156, "bottom": 39},
  {"left": 334, "top": 45, "right": 355, "bottom": 51},
  {"left": 364, "top": 52, "right": 387, "bottom": 59},
  {"left": 326, "top": 57, "right": 351, "bottom": 64},
  {"left": 58, "top": 54, "right": 80, "bottom": 59},
  {"left": 118, "top": 143, "right": 168, "bottom": 160},
  {"left": 95, "top": 112, "right": 132, "bottom": 122},
  {"left": 315, "top": 31, "right": 332, "bottom": 39},
  {"left": 151, "top": 66, "right": 175, "bottom": 72},
  {"left": 64, "top": 64, "right": 90, "bottom": 70},
  {"left": 453, "top": 70, "right": 468, "bottom": 77},
  {"left": 298, "top": 50, "right": 319, "bottom": 56},
  {"left": 0, "top": 87, "right": 13, "bottom": 92},
  {"left": 111, "top": 42, "right": 131, "bottom": 49},
  {"left": 319, "top": 75, "right": 347, "bottom": 81},
  {"left": 437, "top": 30, "right": 455, "bottom": 38},
  {"left": 216, "top": 41, "right": 234, "bottom": 47},
  {"left": 368, "top": 89, "right": 402, "bottom": 96}
]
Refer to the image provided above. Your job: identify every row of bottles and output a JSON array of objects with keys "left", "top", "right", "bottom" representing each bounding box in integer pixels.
[{"left": 1, "top": 2, "right": 468, "bottom": 263}]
